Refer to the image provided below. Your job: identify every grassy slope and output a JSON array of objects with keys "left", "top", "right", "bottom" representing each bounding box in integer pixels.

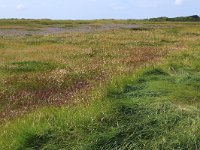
[{"left": 0, "top": 21, "right": 200, "bottom": 149}]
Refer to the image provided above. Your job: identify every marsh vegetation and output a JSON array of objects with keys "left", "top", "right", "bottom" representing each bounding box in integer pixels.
[{"left": 0, "top": 20, "right": 200, "bottom": 149}]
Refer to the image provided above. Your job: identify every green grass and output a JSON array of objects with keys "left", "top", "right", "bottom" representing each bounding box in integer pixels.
[
  {"left": 2, "top": 61, "right": 58, "bottom": 73},
  {"left": 1, "top": 47, "right": 200, "bottom": 149},
  {"left": 0, "top": 20, "right": 200, "bottom": 149}
]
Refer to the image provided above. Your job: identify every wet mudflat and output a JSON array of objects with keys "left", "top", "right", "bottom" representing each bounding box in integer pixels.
[{"left": 0, "top": 24, "right": 142, "bottom": 37}]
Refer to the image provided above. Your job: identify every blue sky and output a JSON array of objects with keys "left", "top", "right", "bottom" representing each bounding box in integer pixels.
[{"left": 0, "top": 0, "right": 199, "bottom": 19}]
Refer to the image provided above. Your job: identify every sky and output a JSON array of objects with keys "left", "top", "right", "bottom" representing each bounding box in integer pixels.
[{"left": 0, "top": 0, "right": 199, "bottom": 20}]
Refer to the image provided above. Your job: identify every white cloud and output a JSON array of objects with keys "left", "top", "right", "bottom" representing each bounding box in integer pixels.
[
  {"left": 175, "top": 0, "right": 183, "bottom": 5},
  {"left": 16, "top": 4, "right": 25, "bottom": 10}
]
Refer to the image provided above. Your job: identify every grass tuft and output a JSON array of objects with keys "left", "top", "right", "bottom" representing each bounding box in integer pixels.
[{"left": 3, "top": 61, "right": 58, "bottom": 73}]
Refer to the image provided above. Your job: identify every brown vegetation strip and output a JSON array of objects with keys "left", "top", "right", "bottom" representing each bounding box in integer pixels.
[
  {"left": 0, "top": 79, "right": 90, "bottom": 120},
  {"left": 0, "top": 46, "right": 178, "bottom": 121}
]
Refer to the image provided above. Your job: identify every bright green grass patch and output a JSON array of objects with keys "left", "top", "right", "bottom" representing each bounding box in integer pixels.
[{"left": 2, "top": 61, "right": 59, "bottom": 73}]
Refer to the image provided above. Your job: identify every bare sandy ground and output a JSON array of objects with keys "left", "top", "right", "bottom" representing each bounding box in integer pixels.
[{"left": 0, "top": 24, "right": 141, "bottom": 37}]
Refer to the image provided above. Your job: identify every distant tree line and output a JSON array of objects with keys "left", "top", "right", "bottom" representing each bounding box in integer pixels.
[{"left": 147, "top": 15, "right": 200, "bottom": 22}]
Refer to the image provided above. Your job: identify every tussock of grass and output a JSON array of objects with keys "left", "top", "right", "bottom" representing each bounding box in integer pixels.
[{"left": 4, "top": 61, "right": 58, "bottom": 73}]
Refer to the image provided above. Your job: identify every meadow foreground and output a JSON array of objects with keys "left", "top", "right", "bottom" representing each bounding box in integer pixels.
[{"left": 0, "top": 20, "right": 200, "bottom": 149}]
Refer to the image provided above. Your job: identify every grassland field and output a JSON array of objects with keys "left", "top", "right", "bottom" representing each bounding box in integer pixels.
[{"left": 0, "top": 19, "right": 200, "bottom": 149}]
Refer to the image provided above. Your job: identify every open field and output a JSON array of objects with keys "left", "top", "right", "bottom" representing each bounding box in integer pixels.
[{"left": 0, "top": 20, "right": 200, "bottom": 149}]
